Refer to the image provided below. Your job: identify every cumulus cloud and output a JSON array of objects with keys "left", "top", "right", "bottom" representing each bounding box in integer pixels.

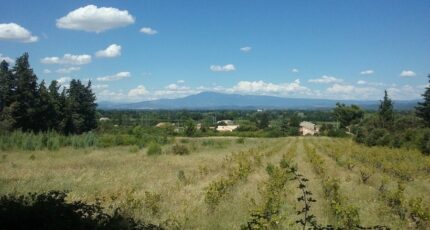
[
  {"left": 325, "top": 83, "right": 381, "bottom": 99},
  {"left": 177, "top": 80, "right": 185, "bottom": 84},
  {"left": 92, "top": 84, "right": 109, "bottom": 90},
  {"left": 41, "top": 54, "right": 92, "bottom": 65},
  {"left": 240, "top": 46, "right": 252, "bottom": 52},
  {"left": 128, "top": 85, "right": 149, "bottom": 97},
  {"left": 357, "top": 80, "right": 367, "bottom": 85},
  {"left": 400, "top": 70, "right": 416, "bottom": 77},
  {"left": 308, "top": 75, "right": 343, "bottom": 84},
  {"left": 56, "top": 67, "right": 81, "bottom": 74},
  {"left": 0, "top": 23, "right": 38, "bottom": 43},
  {"left": 56, "top": 5, "right": 135, "bottom": 33},
  {"left": 210, "top": 64, "right": 236, "bottom": 72},
  {"left": 95, "top": 44, "right": 121, "bottom": 58},
  {"left": 0, "top": 54, "right": 14, "bottom": 64},
  {"left": 57, "top": 77, "right": 72, "bottom": 85},
  {"left": 387, "top": 84, "right": 421, "bottom": 99},
  {"left": 360, "top": 70, "right": 374, "bottom": 75},
  {"left": 140, "top": 27, "right": 158, "bottom": 35},
  {"left": 97, "top": 71, "right": 131, "bottom": 81},
  {"left": 230, "top": 79, "right": 310, "bottom": 96},
  {"left": 291, "top": 68, "right": 299, "bottom": 73}
]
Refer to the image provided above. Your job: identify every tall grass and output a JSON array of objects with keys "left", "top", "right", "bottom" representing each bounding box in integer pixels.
[{"left": 0, "top": 130, "right": 174, "bottom": 151}]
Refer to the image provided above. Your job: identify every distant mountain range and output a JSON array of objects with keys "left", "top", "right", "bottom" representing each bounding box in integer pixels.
[{"left": 98, "top": 92, "right": 419, "bottom": 110}]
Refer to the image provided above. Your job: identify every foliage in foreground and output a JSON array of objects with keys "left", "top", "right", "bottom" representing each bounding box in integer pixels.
[{"left": 0, "top": 191, "right": 162, "bottom": 230}]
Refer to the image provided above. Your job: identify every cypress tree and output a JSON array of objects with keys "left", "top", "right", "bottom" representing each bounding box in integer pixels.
[
  {"left": 0, "top": 60, "right": 15, "bottom": 111},
  {"left": 378, "top": 90, "right": 394, "bottom": 129},
  {"left": 35, "top": 81, "right": 51, "bottom": 131},
  {"left": 12, "top": 53, "right": 39, "bottom": 131},
  {"left": 48, "top": 80, "right": 63, "bottom": 131},
  {"left": 416, "top": 74, "right": 430, "bottom": 127}
]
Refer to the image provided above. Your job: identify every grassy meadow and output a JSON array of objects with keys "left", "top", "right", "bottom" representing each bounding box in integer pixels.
[{"left": 1, "top": 137, "right": 429, "bottom": 229}]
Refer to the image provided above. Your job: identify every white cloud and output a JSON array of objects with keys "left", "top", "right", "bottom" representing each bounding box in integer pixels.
[
  {"left": 387, "top": 84, "right": 421, "bottom": 99},
  {"left": 308, "top": 75, "right": 343, "bottom": 84},
  {"left": 95, "top": 44, "right": 121, "bottom": 58},
  {"left": 0, "top": 54, "right": 14, "bottom": 64},
  {"left": 41, "top": 54, "right": 92, "bottom": 65},
  {"left": 400, "top": 70, "right": 416, "bottom": 77},
  {"left": 360, "top": 70, "right": 374, "bottom": 75},
  {"left": 291, "top": 68, "right": 299, "bottom": 73},
  {"left": 56, "top": 5, "right": 135, "bottom": 33},
  {"left": 92, "top": 84, "right": 109, "bottom": 90},
  {"left": 325, "top": 83, "right": 381, "bottom": 99},
  {"left": 140, "top": 27, "right": 158, "bottom": 35},
  {"left": 128, "top": 85, "right": 149, "bottom": 97},
  {"left": 210, "top": 64, "right": 236, "bottom": 72},
  {"left": 240, "top": 46, "right": 252, "bottom": 52},
  {"left": 177, "top": 80, "right": 185, "bottom": 84},
  {"left": 97, "top": 71, "right": 131, "bottom": 81},
  {"left": 43, "top": 69, "right": 51, "bottom": 74},
  {"left": 357, "top": 80, "right": 367, "bottom": 85},
  {"left": 0, "top": 23, "right": 38, "bottom": 43},
  {"left": 56, "top": 67, "right": 81, "bottom": 74},
  {"left": 57, "top": 77, "right": 72, "bottom": 85},
  {"left": 230, "top": 79, "right": 311, "bottom": 96}
]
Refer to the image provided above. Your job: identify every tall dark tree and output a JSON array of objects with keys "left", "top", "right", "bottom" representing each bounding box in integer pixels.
[
  {"left": 62, "top": 80, "right": 97, "bottom": 134},
  {"left": 378, "top": 90, "right": 394, "bottom": 129},
  {"left": 35, "top": 81, "right": 51, "bottom": 131},
  {"left": 416, "top": 74, "right": 430, "bottom": 127},
  {"left": 82, "top": 81, "right": 98, "bottom": 131},
  {"left": 0, "top": 60, "right": 15, "bottom": 111},
  {"left": 0, "top": 60, "right": 16, "bottom": 131},
  {"left": 257, "top": 112, "right": 269, "bottom": 129},
  {"left": 12, "top": 53, "right": 39, "bottom": 131},
  {"left": 280, "top": 116, "right": 290, "bottom": 136},
  {"left": 48, "top": 80, "right": 63, "bottom": 131}
]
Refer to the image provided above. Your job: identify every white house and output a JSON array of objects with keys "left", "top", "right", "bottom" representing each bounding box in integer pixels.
[
  {"left": 300, "top": 121, "right": 319, "bottom": 135},
  {"left": 216, "top": 125, "right": 239, "bottom": 132}
]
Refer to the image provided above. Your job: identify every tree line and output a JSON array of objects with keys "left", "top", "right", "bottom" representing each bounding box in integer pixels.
[
  {"left": 333, "top": 75, "right": 430, "bottom": 154},
  {"left": 0, "top": 53, "right": 97, "bottom": 134}
]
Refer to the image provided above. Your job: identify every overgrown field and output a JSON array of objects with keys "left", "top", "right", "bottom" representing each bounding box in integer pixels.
[{"left": 1, "top": 137, "right": 429, "bottom": 229}]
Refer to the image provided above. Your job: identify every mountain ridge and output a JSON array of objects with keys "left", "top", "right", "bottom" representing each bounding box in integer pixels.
[{"left": 98, "top": 91, "right": 419, "bottom": 110}]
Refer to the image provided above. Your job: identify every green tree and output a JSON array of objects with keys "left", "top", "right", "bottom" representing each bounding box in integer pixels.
[
  {"left": 48, "top": 80, "right": 63, "bottom": 131},
  {"left": 333, "top": 103, "right": 364, "bottom": 129},
  {"left": 416, "top": 74, "right": 430, "bottom": 127},
  {"left": 379, "top": 90, "right": 394, "bottom": 129},
  {"left": 62, "top": 80, "right": 97, "bottom": 134},
  {"left": 35, "top": 81, "right": 51, "bottom": 131},
  {"left": 184, "top": 120, "right": 196, "bottom": 137},
  {"left": 12, "top": 53, "right": 39, "bottom": 131},
  {"left": 280, "top": 116, "right": 289, "bottom": 136},
  {"left": 257, "top": 112, "right": 269, "bottom": 129},
  {"left": 0, "top": 60, "right": 15, "bottom": 112}
]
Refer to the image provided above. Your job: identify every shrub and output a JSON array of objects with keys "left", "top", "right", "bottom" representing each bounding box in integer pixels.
[
  {"left": 147, "top": 142, "right": 162, "bottom": 155},
  {"left": 420, "top": 129, "right": 430, "bottom": 155},
  {"left": 171, "top": 144, "right": 189, "bottom": 155},
  {"left": 0, "top": 191, "right": 161, "bottom": 230}
]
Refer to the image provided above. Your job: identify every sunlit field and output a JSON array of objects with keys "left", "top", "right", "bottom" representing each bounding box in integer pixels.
[{"left": 1, "top": 137, "right": 429, "bottom": 229}]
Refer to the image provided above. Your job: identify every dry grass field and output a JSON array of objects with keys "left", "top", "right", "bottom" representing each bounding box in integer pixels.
[{"left": 1, "top": 137, "right": 429, "bottom": 229}]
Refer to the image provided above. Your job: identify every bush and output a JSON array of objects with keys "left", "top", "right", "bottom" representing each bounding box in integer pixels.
[
  {"left": 0, "top": 191, "right": 161, "bottom": 230},
  {"left": 420, "top": 129, "right": 430, "bottom": 155},
  {"left": 171, "top": 144, "right": 189, "bottom": 155},
  {"left": 147, "top": 142, "right": 162, "bottom": 155}
]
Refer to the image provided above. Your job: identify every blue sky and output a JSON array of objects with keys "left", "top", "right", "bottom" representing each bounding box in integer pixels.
[{"left": 1, "top": 0, "right": 429, "bottom": 102}]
